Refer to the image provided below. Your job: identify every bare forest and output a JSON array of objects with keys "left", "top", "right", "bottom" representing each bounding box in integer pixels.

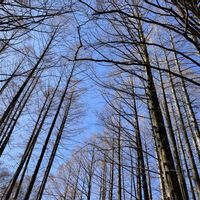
[{"left": 0, "top": 0, "right": 199, "bottom": 200}]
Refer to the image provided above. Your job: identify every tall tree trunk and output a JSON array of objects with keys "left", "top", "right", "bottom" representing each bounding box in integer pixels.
[
  {"left": 108, "top": 136, "right": 114, "bottom": 200},
  {"left": 181, "top": 98, "right": 200, "bottom": 162},
  {"left": 156, "top": 55, "right": 189, "bottom": 199},
  {"left": 129, "top": 146, "right": 137, "bottom": 200},
  {"left": 0, "top": 73, "right": 40, "bottom": 156},
  {"left": 144, "top": 140, "right": 152, "bottom": 200},
  {"left": 170, "top": 99, "right": 197, "bottom": 200},
  {"left": 101, "top": 155, "right": 107, "bottom": 200},
  {"left": 2, "top": 79, "right": 60, "bottom": 200},
  {"left": 170, "top": 34, "right": 200, "bottom": 155},
  {"left": 87, "top": 147, "right": 95, "bottom": 200},
  {"left": 163, "top": 47, "right": 200, "bottom": 198},
  {"left": 117, "top": 117, "right": 122, "bottom": 200},
  {"left": 35, "top": 92, "right": 73, "bottom": 200},
  {"left": 0, "top": 30, "right": 57, "bottom": 128},
  {"left": 138, "top": 20, "right": 183, "bottom": 198},
  {"left": 131, "top": 79, "right": 149, "bottom": 200},
  {"left": 23, "top": 64, "right": 75, "bottom": 200},
  {"left": 145, "top": 85, "right": 166, "bottom": 200},
  {"left": 121, "top": 152, "right": 126, "bottom": 200}
]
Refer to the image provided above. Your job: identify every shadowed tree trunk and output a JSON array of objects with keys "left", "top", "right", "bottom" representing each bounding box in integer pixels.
[
  {"left": 137, "top": 14, "right": 183, "bottom": 198},
  {"left": 35, "top": 92, "right": 74, "bottom": 200},
  {"left": 170, "top": 34, "right": 200, "bottom": 156},
  {"left": 156, "top": 54, "right": 189, "bottom": 200},
  {"left": 23, "top": 63, "right": 75, "bottom": 200},
  {"left": 163, "top": 45, "right": 200, "bottom": 198},
  {"left": 130, "top": 79, "right": 149, "bottom": 200},
  {"left": 2, "top": 77, "right": 61, "bottom": 200},
  {"left": 0, "top": 72, "right": 41, "bottom": 156},
  {"left": 0, "top": 29, "right": 57, "bottom": 128},
  {"left": 170, "top": 99, "right": 197, "bottom": 200}
]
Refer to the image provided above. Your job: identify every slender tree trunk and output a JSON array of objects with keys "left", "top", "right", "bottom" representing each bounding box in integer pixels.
[
  {"left": 133, "top": 8, "right": 183, "bottom": 198},
  {"left": 157, "top": 55, "right": 189, "bottom": 200},
  {"left": 23, "top": 64, "right": 75, "bottom": 200},
  {"left": 181, "top": 98, "right": 200, "bottom": 162},
  {"left": 145, "top": 87, "right": 166, "bottom": 200},
  {"left": 136, "top": 141, "right": 142, "bottom": 200},
  {"left": 170, "top": 34, "right": 200, "bottom": 156},
  {"left": 0, "top": 30, "right": 57, "bottom": 128},
  {"left": 87, "top": 147, "right": 95, "bottom": 200},
  {"left": 121, "top": 152, "right": 126, "bottom": 200},
  {"left": 0, "top": 73, "right": 40, "bottom": 156},
  {"left": 108, "top": 136, "right": 114, "bottom": 200},
  {"left": 2, "top": 80, "right": 59, "bottom": 200},
  {"left": 163, "top": 48, "right": 200, "bottom": 197},
  {"left": 35, "top": 92, "right": 73, "bottom": 200},
  {"left": 140, "top": 36, "right": 183, "bottom": 200},
  {"left": 117, "top": 117, "right": 122, "bottom": 200},
  {"left": 170, "top": 99, "right": 197, "bottom": 200},
  {"left": 101, "top": 155, "right": 107, "bottom": 200},
  {"left": 144, "top": 140, "right": 152, "bottom": 200},
  {"left": 129, "top": 146, "right": 137, "bottom": 200},
  {"left": 131, "top": 79, "right": 149, "bottom": 200}
]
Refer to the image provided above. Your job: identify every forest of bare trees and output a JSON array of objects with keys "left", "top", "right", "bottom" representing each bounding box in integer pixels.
[{"left": 0, "top": 0, "right": 199, "bottom": 199}]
